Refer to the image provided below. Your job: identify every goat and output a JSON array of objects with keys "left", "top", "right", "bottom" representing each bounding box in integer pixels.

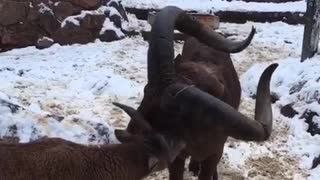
[
  {"left": 0, "top": 103, "right": 185, "bottom": 180},
  {"left": 121, "top": 6, "right": 278, "bottom": 180}
]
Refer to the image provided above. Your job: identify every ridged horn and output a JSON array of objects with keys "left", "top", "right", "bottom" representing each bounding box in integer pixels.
[
  {"left": 113, "top": 102, "right": 152, "bottom": 131},
  {"left": 163, "top": 63, "right": 278, "bottom": 141},
  {"left": 175, "top": 13, "right": 256, "bottom": 53}
]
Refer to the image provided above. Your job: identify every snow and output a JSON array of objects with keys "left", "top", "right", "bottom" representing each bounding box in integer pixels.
[
  {"left": 1, "top": 3, "right": 320, "bottom": 180},
  {"left": 38, "top": 2, "right": 53, "bottom": 14},
  {"left": 0, "top": 38, "right": 148, "bottom": 145},
  {"left": 241, "top": 55, "right": 320, "bottom": 180},
  {"left": 100, "top": 18, "right": 125, "bottom": 37},
  {"left": 122, "top": 0, "right": 306, "bottom": 13}
]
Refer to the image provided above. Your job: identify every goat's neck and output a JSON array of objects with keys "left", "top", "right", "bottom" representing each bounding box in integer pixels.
[{"left": 99, "top": 143, "right": 151, "bottom": 180}]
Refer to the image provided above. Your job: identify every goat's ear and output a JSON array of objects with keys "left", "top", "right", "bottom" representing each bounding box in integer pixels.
[
  {"left": 148, "top": 156, "right": 160, "bottom": 172},
  {"left": 114, "top": 129, "right": 134, "bottom": 143}
]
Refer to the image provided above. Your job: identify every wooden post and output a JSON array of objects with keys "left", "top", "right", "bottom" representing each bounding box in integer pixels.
[{"left": 301, "top": 0, "right": 320, "bottom": 62}]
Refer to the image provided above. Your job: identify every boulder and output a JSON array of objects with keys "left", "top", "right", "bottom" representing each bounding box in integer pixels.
[
  {"left": 109, "top": 14, "right": 122, "bottom": 28},
  {"left": 70, "top": 0, "right": 101, "bottom": 9},
  {"left": 1, "top": 23, "right": 43, "bottom": 47},
  {"left": 99, "top": 29, "right": 121, "bottom": 42},
  {"left": 36, "top": 37, "right": 54, "bottom": 49},
  {"left": 0, "top": 0, "right": 29, "bottom": 26},
  {"left": 39, "top": 10, "right": 61, "bottom": 35},
  {"left": 280, "top": 104, "right": 298, "bottom": 118},
  {"left": 107, "top": 0, "right": 128, "bottom": 21},
  {"left": 53, "top": 22, "right": 94, "bottom": 45},
  {"left": 54, "top": 1, "right": 77, "bottom": 21},
  {"left": 81, "top": 14, "right": 106, "bottom": 31},
  {"left": 300, "top": 110, "right": 320, "bottom": 136},
  {"left": 0, "top": 0, "right": 129, "bottom": 51}
]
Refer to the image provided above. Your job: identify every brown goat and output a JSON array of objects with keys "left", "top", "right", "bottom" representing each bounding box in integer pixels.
[
  {"left": 0, "top": 103, "right": 185, "bottom": 180},
  {"left": 121, "top": 6, "right": 278, "bottom": 180}
]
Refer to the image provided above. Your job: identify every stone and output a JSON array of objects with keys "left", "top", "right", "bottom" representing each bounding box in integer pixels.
[
  {"left": 53, "top": 1, "right": 76, "bottom": 21},
  {"left": 109, "top": 14, "right": 121, "bottom": 28},
  {"left": 36, "top": 36, "right": 54, "bottom": 49},
  {"left": 99, "top": 29, "right": 121, "bottom": 42},
  {"left": 1, "top": 23, "right": 42, "bottom": 47},
  {"left": 300, "top": 109, "right": 320, "bottom": 136},
  {"left": 271, "top": 92, "right": 280, "bottom": 103},
  {"left": 107, "top": 0, "right": 128, "bottom": 21},
  {"left": 39, "top": 10, "right": 61, "bottom": 35},
  {"left": 280, "top": 104, "right": 298, "bottom": 118},
  {"left": 70, "top": 0, "right": 101, "bottom": 9},
  {"left": 289, "top": 80, "right": 307, "bottom": 95},
  {"left": 312, "top": 155, "right": 320, "bottom": 169},
  {"left": 0, "top": 0, "right": 29, "bottom": 26},
  {"left": 0, "top": 0, "right": 127, "bottom": 51},
  {"left": 81, "top": 14, "right": 105, "bottom": 31},
  {"left": 53, "top": 22, "right": 94, "bottom": 45}
]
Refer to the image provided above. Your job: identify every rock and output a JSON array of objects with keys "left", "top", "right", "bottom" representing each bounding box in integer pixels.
[
  {"left": 289, "top": 80, "right": 307, "bottom": 95},
  {"left": 0, "top": 0, "right": 29, "bottom": 26},
  {"left": 27, "top": 6, "right": 41, "bottom": 22},
  {"left": 109, "top": 14, "right": 122, "bottom": 28},
  {"left": 300, "top": 110, "right": 320, "bottom": 136},
  {"left": 81, "top": 14, "right": 105, "bottom": 31},
  {"left": 312, "top": 155, "right": 320, "bottom": 169},
  {"left": 36, "top": 37, "right": 54, "bottom": 49},
  {"left": 0, "top": 0, "right": 127, "bottom": 51},
  {"left": 271, "top": 92, "right": 280, "bottom": 103},
  {"left": 70, "top": 0, "right": 101, "bottom": 9},
  {"left": 53, "top": 1, "right": 76, "bottom": 21},
  {"left": 53, "top": 22, "right": 94, "bottom": 45},
  {"left": 39, "top": 10, "right": 61, "bottom": 35},
  {"left": 280, "top": 104, "right": 298, "bottom": 118},
  {"left": 99, "top": 29, "right": 121, "bottom": 42},
  {"left": 1, "top": 23, "right": 42, "bottom": 47},
  {"left": 107, "top": 0, "right": 128, "bottom": 21}
]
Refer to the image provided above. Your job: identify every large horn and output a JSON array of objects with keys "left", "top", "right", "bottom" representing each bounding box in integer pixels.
[
  {"left": 113, "top": 102, "right": 152, "bottom": 131},
  {"left": 147, "top": 6, "right": 255, "bottom": 94},
  {"left": 175, "top": 13, "right": 256, "bottom": 53},
  {"left": 163, "top": 63, "right": 278, "bottom": 141},
  {"left": 147, "top": 6, "right": 184, "bottom": 92}
]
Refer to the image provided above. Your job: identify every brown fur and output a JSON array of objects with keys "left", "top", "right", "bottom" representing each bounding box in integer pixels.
[
  {"left": 119, "top": 6, "right": 276, "bottom": 180},
  {"left": 0, "top": 111, "right": 184, "bottom": 180},
  {"left": 0, "top": 137, "right": 159, "bottom": 180},
  {"left": 171, "top": 37, "right": 242, "bottom": 180}
]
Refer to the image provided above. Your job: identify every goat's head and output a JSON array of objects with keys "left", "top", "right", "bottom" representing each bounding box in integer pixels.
[
  {"left": 131, "top": 6, "right": 277, "bottom": 142},
  {"left": 113, "top": 102, "right": 185, "bottom": 172}
]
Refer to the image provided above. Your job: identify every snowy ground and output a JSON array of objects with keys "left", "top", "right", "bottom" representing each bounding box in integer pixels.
[
  {"left": 0, "top": 15, "right": 319, "bottom": 180},
  {"left": 121, "top": 0, "right": 306, "bottom": 13}
]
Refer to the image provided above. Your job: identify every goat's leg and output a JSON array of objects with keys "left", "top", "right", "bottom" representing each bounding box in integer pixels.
[
  {"left": 169, "top": 157, "right": 185, "bottom": 180},
  {"left": 198, "top": 156, "right": 220, "bottom": 180},
  {"left": 188, "top": 158, "right": 200, "bottom": 176}
]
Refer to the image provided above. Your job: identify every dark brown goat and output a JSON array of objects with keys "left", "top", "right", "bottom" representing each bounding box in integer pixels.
[
  {"left": 121, "top": 6, "right": 278, "bottom": 180},
  {"left": 0, "top": 103, "right": 185, "bottom": 180}
]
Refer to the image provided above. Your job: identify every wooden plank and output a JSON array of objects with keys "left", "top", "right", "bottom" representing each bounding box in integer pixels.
[
  {"left": 301, "top": 0, "right": 320, "bottom": 61},
  {"left": 125, "top": 7, "right": 305, "bottom": 25},
  {"left": 226, "top": 0, "right": 302, "bottom": 3},
  {"left": 148, "top": 12, "right": 220, "bottom": 29}
]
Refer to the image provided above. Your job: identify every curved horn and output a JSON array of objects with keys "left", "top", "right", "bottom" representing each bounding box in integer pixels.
[
  {"left": 175, "top": 13, "right": 256, "bottom": 53},
  {"left": 147, "top": 6, "right": 184, "bottom": 92},
  {"left": 163, "top": 63, "right": 278, "bottom": 141},
  {"left": 112, "top": 102, "right": 152, "bottom": 131},
  {"left": 148, "top": 6, "right": 255, "bottom": 94}
]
